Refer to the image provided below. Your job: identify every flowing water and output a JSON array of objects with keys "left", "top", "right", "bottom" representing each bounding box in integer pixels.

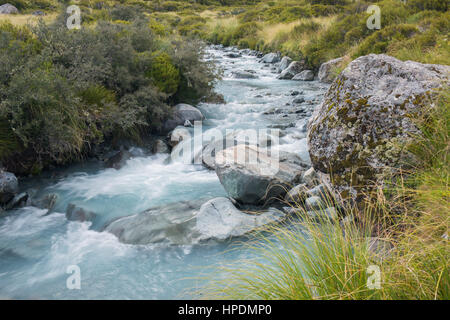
[{"left": 0, "top": 47, "right": 328, "bottom": 299}]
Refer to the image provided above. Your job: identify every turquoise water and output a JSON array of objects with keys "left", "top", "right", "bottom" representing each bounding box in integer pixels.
[{"left": 0, "top": 48, "right": 328, "bottom": 299}]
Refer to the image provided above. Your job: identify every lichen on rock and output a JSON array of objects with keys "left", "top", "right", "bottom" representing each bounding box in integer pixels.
[{"left": 307, "top": 54, "right": 449, "bottom": 200}]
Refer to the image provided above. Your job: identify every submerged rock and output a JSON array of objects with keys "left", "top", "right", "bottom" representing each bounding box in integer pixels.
[
  {"left": 225, "top": 53, "right": 241, "bottom": 58},
  {"left": 104, "top": 198, "right": 284, "bottom": 245},
  {"left": 66, "top": 204, "right": 96, "bottom": 222},
  {"left": 32, "top": 193, "right": 58, "bottom": 213},
  {"left": 215, "top": 145, "right": 305, "bottom": 204},
  {"left": 0, "top": 171, "right": 18, "bottom": 205},
  {"left": 308, "top": 54, "right": 449, "bottom": 200},
  {"left": 231, "top": 71, "right": 258, "bottom": 79},
  {"left": 318, "top": 57, "right": 344, "bottom": 83},
  {"left": 105, "top": 149, "right": 132, "bottom": 170}
]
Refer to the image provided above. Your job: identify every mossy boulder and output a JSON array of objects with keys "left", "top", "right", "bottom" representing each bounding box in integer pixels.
[{"left": 308, "top": 54, "right": 449, "bottom": 200}]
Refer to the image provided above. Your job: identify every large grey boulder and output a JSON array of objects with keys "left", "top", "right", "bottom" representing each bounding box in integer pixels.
[
  {"left": 278, "top": 56, "right": 292, "bottom": 73},
  {"left": 0, "top": 4, "right": 19, "bottom": 14},
  {"left": 308, "top": 54, "right": 449, "bottom": 199},
  {"left": 104, "top": 198, "right": 285, "bottom": 245},
  {"left": 277, "top": 61, "right": 307, "bottom": 80},
  {"left": 0, "top": 171, "right": 18, "bottom": 205},
  {"left": 293, "top": 70, "right": 315, "bottom": 81},
  {"left": 318, "top": 57, "right": 344, "bottom": 83},
  {"left": 260, "top": 52, "right": 281, "bottom": 64},
  {"left": 32, "top": 193, "right": 58, "bottom": 213},
  {"left": 215, "top": 145, "right": 305, "bottom": 204},
  {"left": 163, "top": 103, "right": 204, "bottom": 133}
]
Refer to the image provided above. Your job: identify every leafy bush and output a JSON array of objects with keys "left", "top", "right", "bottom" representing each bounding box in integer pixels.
[
  {"left": 147, "top": 51, "right": 180, "bottom": 95},
  {"left": 0, "top": 14, "right": 217, "bottom": 174}
]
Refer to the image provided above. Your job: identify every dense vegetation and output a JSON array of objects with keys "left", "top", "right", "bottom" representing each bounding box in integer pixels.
[{"left": 0, "top": 6, "right": 217, "bottom": 175}]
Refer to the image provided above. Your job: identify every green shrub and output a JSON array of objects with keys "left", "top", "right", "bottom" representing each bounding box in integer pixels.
[
  {"left": 408, "top": 0, "right": 448, "bottom": 12},
  {"left": 110, "top": 4, "right": 146, "bottom": 21},
  {"left": 147, "top": 51, "right": 180, "bottom": 95},
  {"left": 354, "top": 24, "right": 418, "bottom": 57}
]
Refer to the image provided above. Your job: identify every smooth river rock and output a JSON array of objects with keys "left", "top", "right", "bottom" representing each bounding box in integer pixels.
[
  {"left": 231, "top": 71, "right": 258, "bottom": 79},
  {"left": 215, "top": 145, "right": 305, "bottom": 204},
  {"left": 104, "top": 198, "right": 285, "bottom": 245}
]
